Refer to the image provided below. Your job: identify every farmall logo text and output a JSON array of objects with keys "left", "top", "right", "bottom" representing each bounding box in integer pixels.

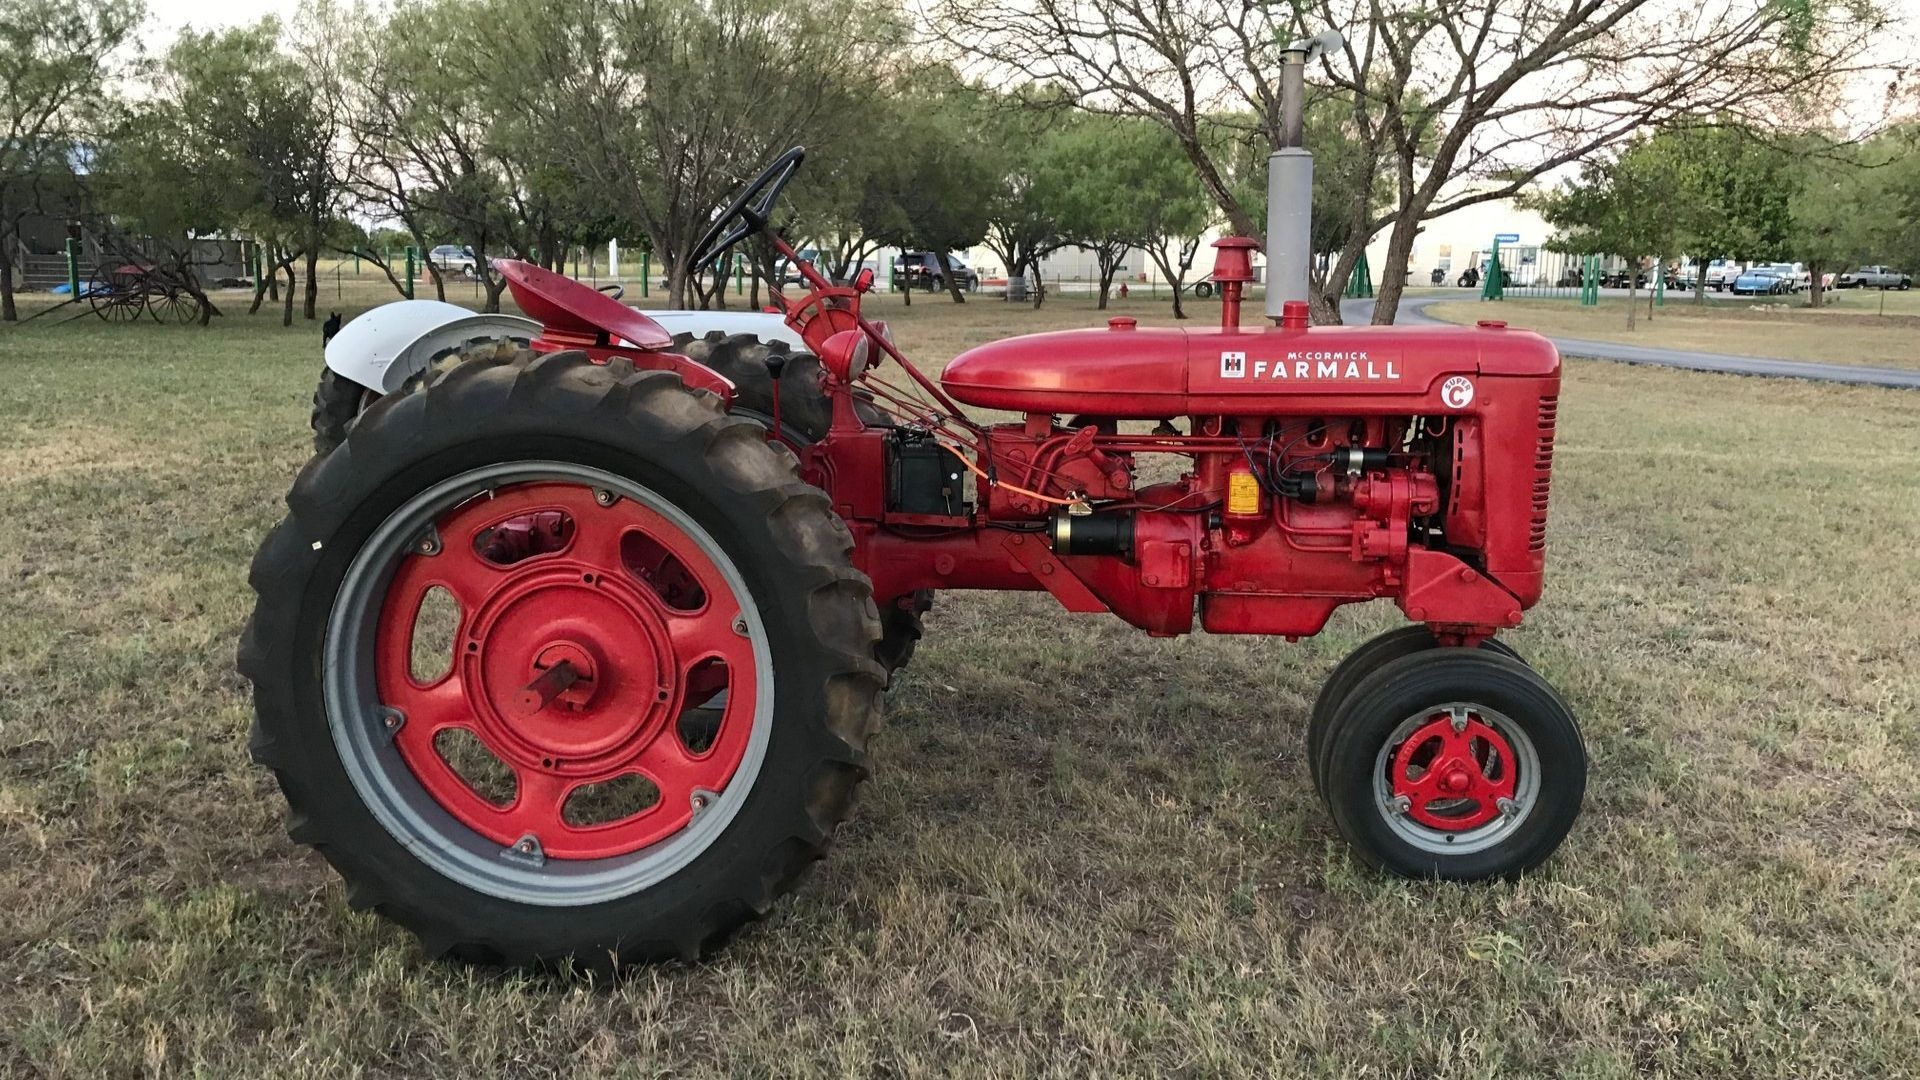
[{"left": 1219, "top": 349, "right": 1400, "bottom": 381}]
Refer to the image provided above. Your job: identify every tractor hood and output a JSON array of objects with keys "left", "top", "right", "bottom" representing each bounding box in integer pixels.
[{"left": 939, "top": 320, "right": 1557, "bottom": 416}]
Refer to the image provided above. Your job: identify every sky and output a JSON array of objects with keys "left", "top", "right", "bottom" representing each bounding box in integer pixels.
[
  {"left": 139, "top": 0, "right": 1916, "bottom": 128},
  {"left": 144, "top": 0, "right": 305, "bottom": 36}
]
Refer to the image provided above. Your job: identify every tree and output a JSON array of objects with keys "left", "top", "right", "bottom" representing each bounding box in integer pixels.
[
  {"left": 90, "top": 87, "right": 246, "bottom": 326},
  {"left": 0, "top": 0, "right": 141, "bottom": 321},
  {"left": 855, "top": 87, "right": 996, "bottom": 308},
  {"left": 935, "top": 0, "right": 1888, "bottom": 324},
  {"left": 152, "top": 20, "right": 338, "bottom": 325},
  {"left": 1528, "top": 140, "right": 1690, "bottom": 328},
  {"left": 1114, "top": 121, "right": 1214, "bottom": 318},
  {"left": 977, "top": 92, "right": 1070, "bottom": 308},
  {"left": 496, "top": 0, "right": 903, "bottom": 309},
  {"left": 1032, "top": 117, "right": 1139, "bottom": 309},
  {"left": 1629, "top": 124, "right": 1793, "bottom": 304}
]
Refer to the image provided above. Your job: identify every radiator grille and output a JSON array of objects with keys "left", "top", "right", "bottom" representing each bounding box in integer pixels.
[{"left": 1529, "top": 395, "right": 1558, "bottom": 550}]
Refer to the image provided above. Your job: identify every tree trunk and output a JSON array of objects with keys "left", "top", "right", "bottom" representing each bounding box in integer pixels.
[
  {"left": 1625, "top": 261, "right": 1638, "bottom": 330},
  {"left": 1095, "top": 247, "right": 1121, "bottom": 310},
  {"left": 934, "top": 252, "right": 967, "bottom": 304},
  {"left": 281, "top": 263, "right": 296, "bottom": 327},
  {"left": 1369, "top": 218, "right": 1422, "bottom": 325},
  {"left": 0, "top": 240, "right": 16, "bottom": 322},
  {"left": 1146, "top": 236, "right": 1197, "bottom": 320},
  {"left": 303, "top": 249, "right": 320, "bottom": 320},
  {"left": 481, "top": 266, "right": 508, "bottom": 313},
  {"left": 666, "top": 258, "right": 689, "bottom": 309},
  {"left": 1807, "top": 261, "right": 1825, "bottom": 308},
  {"left": 172, "top": 253, "right": 219, "bottom": 326},
  {"left": 268, "top": 258, "right": 281, "bottom": 303}
]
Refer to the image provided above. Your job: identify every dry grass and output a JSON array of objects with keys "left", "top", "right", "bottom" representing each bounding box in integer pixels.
[
  {"left": 2, "top": 285, "right": 1918, "bottom": 1077},
  {"left": 1426, "top": 294, "right": 1920, "bottom": 370}
]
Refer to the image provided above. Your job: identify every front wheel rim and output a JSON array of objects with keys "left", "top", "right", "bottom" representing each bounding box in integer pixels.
[
  {"left": 323, "top": 461, "right": 775, "bottom": 906},
  {"left": 1373, "top": 702, "right": 1540, "bottom": 855}
]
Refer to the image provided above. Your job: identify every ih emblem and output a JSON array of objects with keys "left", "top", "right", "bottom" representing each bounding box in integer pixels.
[
  {"left": 1220, "top": 350, "right": 1247, "bottom": 378},
  {"left": 1441, "top": 375, "right": 1475, "bottom": 409}
]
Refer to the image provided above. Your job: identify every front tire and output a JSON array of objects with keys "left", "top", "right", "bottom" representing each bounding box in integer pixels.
[
  {"left": 1321, "top": 649, "right": 1584, "bottom": 880},
  {"left": 1307, "top": 626, "right": 1520, "bottom": 798},
  {"left": 241, "top": 349, "right": 886, "bottom": 970}
]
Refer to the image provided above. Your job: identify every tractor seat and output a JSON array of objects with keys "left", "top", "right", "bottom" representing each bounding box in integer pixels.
[{"left": 495, "top": 259, "right": 674, "bottom": 351}]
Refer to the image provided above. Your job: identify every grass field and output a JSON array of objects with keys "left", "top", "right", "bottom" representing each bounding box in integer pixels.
[
  {"left": 1426, "top": 292, "right": 1920, "bottom": 370},
  {"left": 2, "top": 287, "right": 1919, "bottom": 1077}
]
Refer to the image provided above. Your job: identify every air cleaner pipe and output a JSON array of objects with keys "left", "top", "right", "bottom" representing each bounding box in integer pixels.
[{"left": 1266, "top": 29, "right": 1344, "bottom": 322}]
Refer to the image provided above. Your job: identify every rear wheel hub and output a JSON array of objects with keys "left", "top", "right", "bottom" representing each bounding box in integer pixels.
[{"left": 323, "top": 462, "right": 775, "bottom": 905}]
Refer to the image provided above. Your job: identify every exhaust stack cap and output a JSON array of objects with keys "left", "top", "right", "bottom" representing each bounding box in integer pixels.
[{"left": 1283, "top": 30, "right": 1345, "bottom": 59}]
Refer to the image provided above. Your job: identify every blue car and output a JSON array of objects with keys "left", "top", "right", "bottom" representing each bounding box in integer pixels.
[{"left": 1731, "top": 267, "right": 1790, "bottom": 296}]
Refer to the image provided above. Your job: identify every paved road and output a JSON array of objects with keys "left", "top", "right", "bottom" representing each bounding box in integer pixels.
[{"left": 1338, "top": 296, "right": 1920, "bottom": 391}]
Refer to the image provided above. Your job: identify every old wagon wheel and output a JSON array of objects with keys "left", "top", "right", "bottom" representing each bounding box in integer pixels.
[
  {"left": 146, "top": 280, "right": 201, "bottom": 325},
  {"left": 89, "top": 265, "right": 147, "bottom": 323}
]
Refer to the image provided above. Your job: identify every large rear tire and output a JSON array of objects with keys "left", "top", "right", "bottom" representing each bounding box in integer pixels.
[
  {"left": 242, "top": 348, "right": 886, "bottom": 971},
  {"left": 315, "top": 332, "right": 935, "bottom": 677},
  {"left": 671, "top": 330, "right": 936, "bottom": 677},
  {"left": 311, "top": 332, "right": 532, "bottom": 455}
]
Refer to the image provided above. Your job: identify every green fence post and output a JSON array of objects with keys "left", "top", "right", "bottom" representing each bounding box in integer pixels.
[
  {"left": 1480, "top": 238, "right": 1503, "bottom": 300},
  {"left": 1654, "top": 268, "right": 1665, "bottom": 307},
  {"left": 641, "top": 252, "right": 650, "bottom": 298},
  {"left": 65, "top": 237, "right": 79, "bottom": 296},
  {"left": 1343, "top": 251, "right": 1375, "bottom": 298},
  {"left": 404, "top": 245, "right": 416, "bottom": 299},
  {"left": 735, "top": 258, "right": 743, "bottom": 295},
  {"left": 354, "top": 252, "right": 360, "bottom": 275}
]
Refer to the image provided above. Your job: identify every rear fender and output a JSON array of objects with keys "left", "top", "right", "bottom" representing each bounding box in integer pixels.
[
  {"left": 324, "top": 300, "right": 541, "bottom": 393},
  {"left": 326, "top": 302, "right": 800, "bottom": 396}
]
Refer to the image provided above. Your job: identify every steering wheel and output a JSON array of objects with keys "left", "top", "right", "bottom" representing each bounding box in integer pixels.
[
  {"left": 688, "top": 146, "right": 806, "bottom": 271},
  {"left": 596, "top": 283, "right": 625, "bottom": 301}
]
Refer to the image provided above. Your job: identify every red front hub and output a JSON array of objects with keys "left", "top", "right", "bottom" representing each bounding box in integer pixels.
[
  {"left": 373, "top": 482, "right": 758, "bottom": 859},
  {"left": 1389, "top": 709, "right": 1518, "bottom": 831}
]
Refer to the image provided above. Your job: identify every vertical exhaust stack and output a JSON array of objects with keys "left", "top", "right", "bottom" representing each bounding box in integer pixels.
[{"left": 1265, "top": 30, "right": 1344, "bottom": 322}]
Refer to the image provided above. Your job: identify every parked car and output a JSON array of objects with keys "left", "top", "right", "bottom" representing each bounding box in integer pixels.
[
  {"left": 426, "top": 244, "right": 477, "bottom": 275},
  {"left": 892, "top": 251, "right": 979, "bottom": 292},
  {"left": 1837, "top": 265, "right": 1912, "bottom": 290},
  {"left": 777, "top": 248, "right": 827, "bottom": 286},
  {"left": 1775, "top": 262, "right": 1811, "bottom": 291},
  {"left": 1601, "top": 267, "right": 1655, "bottom": 289},
  {"left": 1744, "top": 262, "right": 1808, "bottom": 291},
  {"left": 1703, "top": 260, "right": 1743, "bottom": 291},
  {"left": 1730, "top": 266, "right": 1792, "bottom": 296}
]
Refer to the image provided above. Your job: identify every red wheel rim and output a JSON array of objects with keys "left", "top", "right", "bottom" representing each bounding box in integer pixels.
[
  {"left": 374, "top": 481, "right": 759, "bottom": 860},
  {"left": 1387, "top": 709, "right": 1518, "bottom": 831}
]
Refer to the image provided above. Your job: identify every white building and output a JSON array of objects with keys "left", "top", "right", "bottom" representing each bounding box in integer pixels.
[{"left": 1361, "top": 186, "right": 1557, "bottom": 289}]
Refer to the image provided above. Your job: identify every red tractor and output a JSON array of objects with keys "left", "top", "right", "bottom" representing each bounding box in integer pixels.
[{"left": 242, "top": 136, "right": 1583, "bottom": 970}]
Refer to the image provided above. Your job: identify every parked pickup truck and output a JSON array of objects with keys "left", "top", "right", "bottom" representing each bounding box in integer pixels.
[{"left": 1836, "top": 265, "right": 1911, "bottom": 290}]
